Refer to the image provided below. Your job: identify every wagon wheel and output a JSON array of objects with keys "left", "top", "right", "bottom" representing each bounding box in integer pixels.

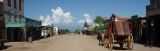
[
  {"left": 99, "top": 33, "right": 105, "bottom": 46},
  {"left": 108, "top": 33, "right": 114, "bottom": 50},
  {"left": 99, "top": 36, "right": 104, "bottom": 46},
  {"left": 104, "top": 38, "right": 109, "bottom": 48},
  {"left": 101, "top": 33, "right": 105, "bottom": 46},
  {"left": 127, "top": 34, "right": 133, "bottom": 50},
  {"left": 103, "top": 32, "right": 109, "bottom": 48}
]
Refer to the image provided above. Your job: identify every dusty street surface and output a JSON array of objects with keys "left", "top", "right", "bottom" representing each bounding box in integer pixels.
[{"left": 2, "top": 34, "right": 160, "bottom": 51}]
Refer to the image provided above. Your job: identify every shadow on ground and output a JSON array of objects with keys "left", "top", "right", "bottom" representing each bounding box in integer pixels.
[
  {"left": 0, "top": 45, "right": 12, "bottom": 50},
  {"left": 135, "top": 41, "right": 160, "bottom": 48},
  {"left": 97, "top": 44, "right": 129, "bottom": 50},
  {"left": 112, "top": 46, "right": 128, "bottom": 50}
]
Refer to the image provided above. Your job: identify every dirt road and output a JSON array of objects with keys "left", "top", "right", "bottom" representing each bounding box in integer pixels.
[{"left": 2, "top": 34, "right": 160, "bottom": 51}]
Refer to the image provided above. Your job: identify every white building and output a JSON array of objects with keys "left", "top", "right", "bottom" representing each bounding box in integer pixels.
[{"left": 54, "top": 27, "right": 58, "bottom": 35}]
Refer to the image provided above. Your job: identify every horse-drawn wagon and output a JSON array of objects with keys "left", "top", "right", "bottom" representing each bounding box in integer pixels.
[{"left": 100, "top": 14, "right": 133, "bottom": 50}]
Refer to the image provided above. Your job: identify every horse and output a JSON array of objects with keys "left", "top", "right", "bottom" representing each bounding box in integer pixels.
[{"left": 97, "top": 31, "right": 105, "bottom": 46}]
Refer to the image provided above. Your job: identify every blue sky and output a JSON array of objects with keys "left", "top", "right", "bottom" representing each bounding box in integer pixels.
[{"left": 24, "top": 0, "right": 149, "bottom": 32}]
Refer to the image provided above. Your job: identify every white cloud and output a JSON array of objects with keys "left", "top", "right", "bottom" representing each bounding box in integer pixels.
[
  {"left": 51, "top": 7, "right": 64, "bottom": 16},
  {"left": 78, "top": 20, "right": 85, "bottom": 24},
  {"left": 78, "top": 13, "right": 93, "bottom": 25},
  {"left": 39, "top": 16, "right": 44, "bottom": 21},
  {"left": 39, "top": 15, "right": 52, "bottom": 26},
  {"left": 63, "top": 12, "right": 74, "bottom": 23},
  {"left": 38, "top": 7, "right": 74, "bottom": 26}
]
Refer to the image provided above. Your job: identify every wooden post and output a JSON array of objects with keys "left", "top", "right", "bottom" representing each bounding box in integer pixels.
[{"left": 5, "top": 28, "right": 7, "bottom": 42}]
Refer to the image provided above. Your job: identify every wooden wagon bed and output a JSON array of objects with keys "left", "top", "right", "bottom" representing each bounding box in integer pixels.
[{"left": 103, "top": 14, "right": 133, "bottom": 50}]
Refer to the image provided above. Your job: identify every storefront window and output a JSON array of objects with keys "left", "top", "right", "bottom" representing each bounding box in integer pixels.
[
  {"left": 14, "top": 0, "right": 17, "bottom": 9},
  {"left": 19, "top": 0, "right": 22, "bottom": 10},
  {"left": 7, "top": 0, "right": 11, "bottom": 7}
]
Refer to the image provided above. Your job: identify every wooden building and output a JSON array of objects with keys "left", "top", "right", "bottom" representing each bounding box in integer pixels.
[
  {"left": 130, "top": 15, "right": 148, "bottom": 43},
  {"left": 146, "top": 0, "right": 160, "bottom": 45},
  {"left": 41, "top": 25, "right": 54, "bottom": 38},
  {"left": 26, "top": 18, "right": 41, "bottom": 41}
]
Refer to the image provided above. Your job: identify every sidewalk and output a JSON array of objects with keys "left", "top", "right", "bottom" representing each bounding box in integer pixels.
[{"left": 2, "top": 37, "right": 54, "bottom": 51}]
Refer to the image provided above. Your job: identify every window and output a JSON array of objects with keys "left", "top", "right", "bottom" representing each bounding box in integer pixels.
[
  {"left": 7, "top": 0, "right": 11, "bottom": 7},
  {"left": 14, "top": 0, "right": 17, "bottom": 9},
  {"left": 150, "top": 0, "right": 158, "bottom": 9},
  {"left": 157, "top": 0, "right": 160, "bottom": 9},
  {"left": 19, "top": 0, "right": 22, "bottom": 10}
]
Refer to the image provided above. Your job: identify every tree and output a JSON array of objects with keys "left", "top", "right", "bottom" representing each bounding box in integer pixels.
[
  {"left": 58, "top": 29, "right": 70, "bottom": 34},
  {"left": 95, "top": 16, "right": 105, "bottom": 24},
  {"left": 92, "top": 16, "right": 108, "bottom": 34},
  {"left": 84, "top": 21, "right": 89, "bottom": 27},
  {"left": 64, "top": 29, "right": 70, "bottom": 33},
  {"left": 75, "top": 29, "right": 81, "bottom": 34}
]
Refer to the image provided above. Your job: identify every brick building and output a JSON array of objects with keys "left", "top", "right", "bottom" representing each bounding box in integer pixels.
[
  {"left": 1, "top": 0, "right": 25, "bottom": 41},
  {"left": 0, "top": 0, "right": 42, "bottom": 42}
]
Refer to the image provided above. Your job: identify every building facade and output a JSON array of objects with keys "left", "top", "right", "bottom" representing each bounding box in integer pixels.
[
  {"left": 130, "top": 15, "right": 148, "bottom": 43},
  {"left": 41, "top": 26, "right": 54, "bottom": 38},
  {"left": 146, "top": 0, "right": 160, "bottom": 45},
  {"left": 147, "top": 0, "right": 160, "bottom": 16},
  {"left": 0, "top": 0, "right": 43, "bottom": 42},
  {"left": 1, "top": 0, "right": 25, "bottom": 41},
  {"left": 0, "top": 1, "right": 5, "bottom": 49},
  {"left": 26, "top": 18, "right": 41, "bottom": 41},
  {"left": 54, "top": 27, "right": 58, "bottom": 35}
]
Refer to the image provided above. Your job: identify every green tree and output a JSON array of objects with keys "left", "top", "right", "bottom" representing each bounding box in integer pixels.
[
  {"left": 58, "top": 29, "right": 70, "bottom": 34},
  {"left": 95, "top": 16, "right": 105, "bottom": 24},
  {"left": 84, "top": 21, "right": 89, "bottom": 27},
  {"left": 93, "top": 16, "right": 108, "bottom": 34},
  {"left": 64, "top": 29, "right": 70, "bottom": 33}
]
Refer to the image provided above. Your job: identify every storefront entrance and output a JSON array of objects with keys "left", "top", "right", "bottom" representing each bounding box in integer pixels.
[
  {"left": 146, "top": 15, "right": 160, "bottom": 46},
  {"left": 7, "top": 28, "right": 23, "bottom": 42}
]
